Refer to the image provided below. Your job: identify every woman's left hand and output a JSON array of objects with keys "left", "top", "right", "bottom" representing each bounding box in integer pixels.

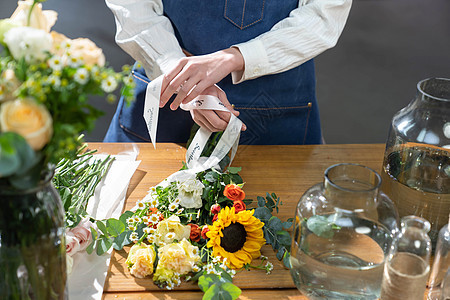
[
  {"left": 189, "top": 85, "right": 246, "bottom": 132},
  {"left": 159, "top": 48, "right": 244, "bottom": 110}
]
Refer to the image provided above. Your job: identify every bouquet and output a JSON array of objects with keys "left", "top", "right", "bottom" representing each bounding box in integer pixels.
[
  {"left": 0, "top": 0, "right": 134, "bottom": 188},
  {"left": 86, "top": 149, "right": 293, "bottom": 299}
]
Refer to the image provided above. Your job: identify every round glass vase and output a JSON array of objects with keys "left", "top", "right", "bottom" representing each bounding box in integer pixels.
[
  {"left": 0, "top": 170, "right": 67, "bottom": 300},
  {"left": 290, "top": 163, "right": 399, "bottom": 300},
  {"left": 381, "top": 77, "right": 450, "bottom": 245}
]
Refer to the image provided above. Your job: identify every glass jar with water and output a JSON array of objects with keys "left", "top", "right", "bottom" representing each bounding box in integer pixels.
[
  {"left": 381, "top": 78, "right": 450, "bottom": 245},
  {"left": 290, "top": 163, "right": 399, "bottom": 299}
]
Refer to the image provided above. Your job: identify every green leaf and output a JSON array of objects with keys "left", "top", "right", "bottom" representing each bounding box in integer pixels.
[
  {"left": 86, "top": 239, "right": 96, "bottom": 254},
  {"left": 306, "top": 215, "right": 338, "bottom": 239},
  {"left": 268, "top": 216, "right": 283, "bottom": 232},
  {"left": 204, "top": 171, "right": 219, "bottom": 183},
  {"left": 96, "top": 237, "right": 113, "bottom": 256},
  {"left": 282, "top": 221, "right": 293, "bottom": 229},
  {"left": 198, "top": 274, "right": 219, "bottom": 292},
  {"left": 253, "top": 207, "right": 271, "bottom": 222},
  {"left": 90, "top": 227, "right": 98, "bottom": 240},
  {"left": 276, "top": 230, "right": 291, "bottom": 247},
  {"left": 277, "top": 246, "right": 286, "bottom": 261},
  {"left": 220, "top": 282, "right": 241, "bottom": 300},
  {"left": 0, "top": 132, "right": 39, "bottom": 179},
  {"left": 96, "top": 220, "right": 108, "bottom": 236},
  {"left": 119, "top": 211, "right": 134, "bottom": 224},
  {"left": 106, "top": 218, "right": 125, "bottom": 237},
  {"left": 257, "top": 196, "right": 266, "bottom": 207},
  {"left": 226, "top": 167, "right": 241, "bottom": 174},
  {"left": 112, "top": 230, "right": 132, "bottom": 250},
  {"left": 282, "top": 251, "right": 292, "bottom": 269}
]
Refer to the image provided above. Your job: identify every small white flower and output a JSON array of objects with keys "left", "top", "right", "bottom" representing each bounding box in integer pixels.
[
  {"left": 101, "top": 76, "right": 118, "bottom": 93},
  {"left": 174, "top": 198, "right": 181, "bottom": 205},
  {"left": 176, "top": 208, "right": 184, "bottom": 215},
  {"left": 128, "top": 224, "right": 136, "bottom": 231},
  {"left": 130, "top": 232, "right": 139, "bottom": 242},
  {"left": 149, "top": 214, "right": 159, "bottom": 224},
  {"left": 229, "top": 269, "right": 236, "bottom": 276},
  {"left": 166, "top": 282, "right": 174, "bottom": 290},
  {"left": 165, "top": 232, "right": 176, "bottom": 240},
  {"left": 66, "top": 54, "right": 81, "bottom": 68},
  {"left": 212, "top": 256, "right": 221, "bottom": 264},
  {"left": 48, "top": 56, "right": 64, "bottom": 71},
  {"left": 260, "top": 255, "right": 268, "bottom": 260},
  {"left": 192, "top": 265, "right": 201, "bottom": 273},
  {"left": 173, "top": 277, "right": 181, "bottom": 286},
  {"left": 143, "top": 227, "right": 152, "bottom": 234},
  {"left": 133, "top": 216, "right": 142, "bottom": 223},
  {"left": 126, "top": 218, "right": 134, "bottom": 224},
  {"left": 168, "top": 202, "right": 178, "bottom": 211},
  {"left": 265, "top": 262, "right": 274, "bottom": 274},
  {"left": 47, "top": 75, "right": 61, "bottom": 88},
  {"left": 206, "top": 264, "right": 215, "bottom": 274},
  {"left": 73, "top": 68, "right": 89, "bottom": 85},
  {"left": 192, "top": 247, "right": 199, "bottom": 256},
  {"left": 142, "top": 216, "right": 149, "bottom": 223},
  {"left": 61, "top": 39, "right": 72, "bottom": 51},
  {"left": 149, "top": 198, "right": 159, "bottom": 208},
  {"left": 146, "top": 234, "right": 156, "bottom": 244}
]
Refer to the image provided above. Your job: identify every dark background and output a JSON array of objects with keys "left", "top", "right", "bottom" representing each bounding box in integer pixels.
[{"left": 1, "top": 0, "right": 449, "bottom": 144}]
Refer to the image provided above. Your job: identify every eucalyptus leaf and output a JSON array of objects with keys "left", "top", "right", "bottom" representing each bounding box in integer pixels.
[
  {"left": 96, "top": 220, "right": 108, "bottom": 236},
  {"left": 198, "top": 274, "right": 219, "bottom": 292},
  {"left": 282, "top": 251, "right": 292, "bottom": 269},
  {"left": 106, "top": 218, "right": 125, "bottom": 237},
  {"left": 257, "top": 196, "right": 266, "bottom": 208},
  {"left": 204, "top": 171, "right": 219, "bottom": 183},
  {"left": 112, "top": 230, "right": 132, "bottom": 250},
  {"left": 276, "top": 230, "right": 291, "bottom": 247},
  {"left": 253, "top": 207, "right": 271, "bottom": 222},
  {"left": 276, "top": 246, "right": 286, "bottom": 261},
  {"left": 96, "top": 237, "right": 113, "bottom": 256},
  {"left": 268, "top": 216, "right": 283, "bottom": 232},
  {"left": 226, "top": 167, "right": 241, "bottom": 174},
  {"left": 306, "top": 215, "right": 338, "bottom": 239}
]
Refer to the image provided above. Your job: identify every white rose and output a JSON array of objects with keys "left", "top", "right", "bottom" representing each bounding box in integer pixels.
[
  {"left": 9, "top": 0, "right": 57, "bottom": 33},
  {"left": 0, "top": 98, "right": 53, "bottom": 150},
  {"left": 4, "top": 26, "right": 53, "bottom": 62},
  {"left": 70, "top": 38, "right": 105, "bottom": 67},
  {"left": 177, "top": 179, "right": 204, "bottom": 209}
]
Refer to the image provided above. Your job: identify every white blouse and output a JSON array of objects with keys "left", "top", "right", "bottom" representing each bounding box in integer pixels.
[{"left": 105, "top": 0, "right": 352, "bottom": 84}]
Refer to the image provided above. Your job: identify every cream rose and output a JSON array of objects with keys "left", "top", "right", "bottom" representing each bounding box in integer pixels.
[
  {"left": 156, "top": 238, "right": 200, "bottom": 275},
  {"left": 70, "top": 38, "right": 105, "bottom": 67},
  {"left": 0, "top": 98, "right": 52, "bottom": 150},
  {"left": 125, "top": 243, "right": 156, "bottom": 278},
  {"left": 155, "top": 215, "right": 191, "bottom": 246},
  {"left": 9, "top": 0, "right": 57, "bottom": 33}
]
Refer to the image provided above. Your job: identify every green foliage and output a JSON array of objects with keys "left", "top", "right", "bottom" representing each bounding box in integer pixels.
[
  {"left": 305, "top": 215, "right": 341, "bottom": 239},
  {"left": 198, "top": 272, "right": 241, "bottom": 300},
  {"left": 252, "top": 192, "right": 293, "bottom": 269}
]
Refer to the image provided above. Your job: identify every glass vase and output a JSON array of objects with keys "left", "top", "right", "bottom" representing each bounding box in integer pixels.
[
  {"left": 381, "top": 77, "right": 450, "bottom": 245},
  {"left": 290, "top": 163, "right": 399, "bottom": 300},
  {"left": 380, "top": 216, "right": 432, "bottom": 300},
  {"left": 0, "top": 170, "right": 67, "bottom": 300}
]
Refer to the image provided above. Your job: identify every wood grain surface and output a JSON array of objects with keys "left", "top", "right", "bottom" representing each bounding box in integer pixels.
[{"left": 88, "top": 143, "right": 386, "bottom": 300}]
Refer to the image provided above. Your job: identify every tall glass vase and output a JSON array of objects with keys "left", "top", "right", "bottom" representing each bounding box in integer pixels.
[
  {"left": 381, "top": 77, "right": 450, "bottom": 245},
  {"left": 0, "top": 170, "right": 67, "bottom": 300},
  {"left": 290, "top": 163, "right": 399, "bottom": 299}
]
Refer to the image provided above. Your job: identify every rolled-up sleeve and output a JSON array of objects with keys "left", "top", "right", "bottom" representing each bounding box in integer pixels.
[
  {"left": 105, "top": 0, "right": 185, "bottom": 78},
  {"left": 231, "top": 0, "right": 352, "bottom": 84}
]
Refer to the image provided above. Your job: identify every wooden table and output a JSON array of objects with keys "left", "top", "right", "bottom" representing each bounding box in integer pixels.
[{"left": 89, "top": 143, "right": 386, "bottom": 300}]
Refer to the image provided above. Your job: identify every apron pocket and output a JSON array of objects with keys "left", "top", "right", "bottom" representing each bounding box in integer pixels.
[{"left": 224, "top": 0, "right": 265, "bottom": 30}]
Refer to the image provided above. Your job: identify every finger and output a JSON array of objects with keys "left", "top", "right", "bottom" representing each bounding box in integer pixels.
[
  {"left": 170, "top": 75, "right": 201, "bottom": 110},
  {"left": 216, "top": 86, "right": 239, "bottom": 117},
  {"left": 192, "top": 110, "right": 217, "bottom": 132},
  {"left": 215, "top": 109, "right": 247, "bottom": 131},
  {"left": 201, "top": 110, "right": 228, "bottom": 132},
  {"left": 160, "top": 60, "right": 188, "bottom": 106},
  {"left": 181, "top": 80, "right": 210, "bottom": 105}
]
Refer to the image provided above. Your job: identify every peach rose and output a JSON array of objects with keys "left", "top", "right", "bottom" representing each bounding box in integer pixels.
[
  {"left": 0, "top": 98, "right": 52, "bottom": 150},
  {"left": 223, "top": 184, "right": 245, "bottom": 202},
  {"left": 70, "top": 38, "right": 105, "bottom": 67},
  {"left": 233, "top": 199, "right": 246, "bottom": 213}
]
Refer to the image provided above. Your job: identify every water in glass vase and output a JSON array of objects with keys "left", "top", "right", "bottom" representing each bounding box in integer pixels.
[
  {"left": 381, "top": 144, "right": 450, "bottom": 243},
  {"left": 290, "top": 214, "right": 392, "bottom": 299}
]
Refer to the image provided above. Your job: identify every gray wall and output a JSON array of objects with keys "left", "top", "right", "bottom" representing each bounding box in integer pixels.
[{"left": 1, "top": 0, "right": 449, "bottom": 144}]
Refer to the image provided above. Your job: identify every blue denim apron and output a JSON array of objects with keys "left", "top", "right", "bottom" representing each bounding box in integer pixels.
[{"left": 104, "top": 0, "right": 322, "bottom": 145}]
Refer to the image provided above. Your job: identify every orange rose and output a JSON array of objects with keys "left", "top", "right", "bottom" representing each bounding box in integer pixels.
[
  {"left": 188, "top": 224, "right": 201, "bottom": 242},
  {"left": 223, "top": 184, "right": 245, "bottom": 202},
  {"left": 201, "top": 226, "right": 210, "bottom": 240},
  {"left": 233, "top": 200, "right": 246, "bottom": 213}
]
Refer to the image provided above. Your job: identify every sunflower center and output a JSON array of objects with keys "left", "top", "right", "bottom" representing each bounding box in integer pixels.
[{"left": 220, "top": 222, "right": 247, "bottom": 253}]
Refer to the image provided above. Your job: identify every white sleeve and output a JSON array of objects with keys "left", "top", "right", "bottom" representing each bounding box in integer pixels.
[
  {"left": 231, "top": 0, "right": 352, "bottom": 84},
  {"left": 105, "top": 0, "right": 185, "bottom": 79}
]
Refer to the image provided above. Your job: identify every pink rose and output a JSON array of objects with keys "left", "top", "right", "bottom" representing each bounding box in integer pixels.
[{"left": 65, "top": 218, "right": 94, "bottom": 256}]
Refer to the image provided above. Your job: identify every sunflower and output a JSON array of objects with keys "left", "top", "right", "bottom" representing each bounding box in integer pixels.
[{"left": 206, "top": 206, "right": 265, "bottom": 269}]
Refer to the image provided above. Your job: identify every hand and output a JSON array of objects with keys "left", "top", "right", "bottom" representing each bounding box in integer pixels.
[
  {"left": 190, "top": 85, "right": 247, "bottom": 132},
  {"left": 160, "top": 48, "right": 244, "bottom": 110}
]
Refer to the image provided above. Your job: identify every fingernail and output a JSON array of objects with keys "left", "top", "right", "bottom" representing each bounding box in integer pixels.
[{"left": 243, "top": 124, "right": 247, "bottom": 131}]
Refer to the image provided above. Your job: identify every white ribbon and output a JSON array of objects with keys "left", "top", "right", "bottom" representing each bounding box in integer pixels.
[{"left": 143, "top": 76, "right": 242, "bottom": 186}]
